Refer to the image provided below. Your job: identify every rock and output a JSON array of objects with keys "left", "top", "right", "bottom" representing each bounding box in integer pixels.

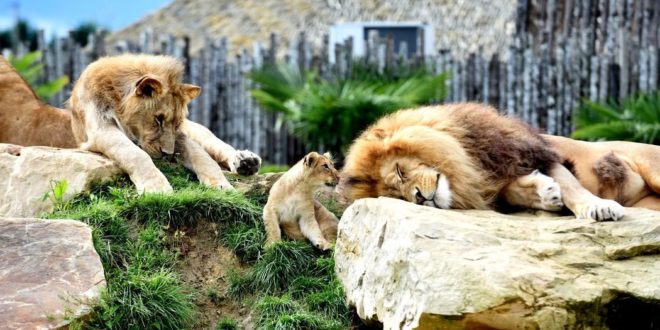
[
  {"left": 335, "top": 197, "right": 660, "bottom": 330},
  {"left": 0, "top": 144, "right": 121, "bottom": 217},
  {"left": 0, "top": 218, "right": 106, "bottom": 329}
]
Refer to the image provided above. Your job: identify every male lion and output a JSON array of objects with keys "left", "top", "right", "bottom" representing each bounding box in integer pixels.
[
  {"left": 340, "top": 103, "right": 626, "bottom": 221},
  {"left": 0, "top": 55, "right": 261, "bottom": 193}
]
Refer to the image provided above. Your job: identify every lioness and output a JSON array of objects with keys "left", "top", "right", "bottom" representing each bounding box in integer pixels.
[
  {"left": 65, "top": 54, "right": 261, "bottom": 193},
  {"left": 263, "top": 152, "right": 340, "bottom": 250},
  {"left": 340, "top": 103, "right": 626, "bottom": 221}
]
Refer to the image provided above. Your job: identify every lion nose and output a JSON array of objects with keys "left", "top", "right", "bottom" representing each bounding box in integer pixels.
[
  {"left": 415, "top": 189, "right": 427, "bottom": 204},
  {"left": 160, "top": 146, "right": 174, "bottom": 155}
]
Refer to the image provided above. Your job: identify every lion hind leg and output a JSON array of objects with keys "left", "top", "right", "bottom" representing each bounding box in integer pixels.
[
  {"left": 631, "top": 195, "right": 660, "bottom": 211},
  {"left": 263, "top": 204, "right": 282, "bottom": 248},
  {"left": 298, "top": 203, "right": 332, "bottom": 251},
  {"left": 501, "top": 170, "right": 563, "bottom": 211},
  {"left": 548, "top": 163, "right": 624, "bottom": 221},
  {"left": 314, "top": 200, "right": 339, "bottom": 242}
]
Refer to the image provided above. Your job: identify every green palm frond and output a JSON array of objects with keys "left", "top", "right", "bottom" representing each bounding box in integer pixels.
[
  {"left": 250, "top": 63, "right": 448, "bottom": 155},
  {"left": 572, "top": 91, "right": 660, "bottom": 144},
  {"left": 9, "top": 51, "right": 69, "bottom": 100}
]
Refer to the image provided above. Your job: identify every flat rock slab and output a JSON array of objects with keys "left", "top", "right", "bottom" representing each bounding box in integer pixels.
[
  {"left": 0, "top": 218, "right": 106, "bottom": 329},
  {"left": 0, "top": 144, "right": 121, "bottom": 217},
  {"left": 335, "top": 197, "right": 660, "bottom": 330}
]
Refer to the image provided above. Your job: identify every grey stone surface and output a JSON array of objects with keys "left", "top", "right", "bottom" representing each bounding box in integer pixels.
[
  {"left": 0, "top": 218, "right": 106, "bottom": 329},
  {"left": 335, "top": 197, "right": 660, "bottom": 329},
  {"left": 0, "top": 143, "right": 120, "bottom": 217}
]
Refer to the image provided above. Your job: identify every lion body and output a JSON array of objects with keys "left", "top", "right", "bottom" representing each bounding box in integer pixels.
[
  {"left": 263, "top": 152, "right": 340, "bottom": 250},
  {"left": 342, "top": 103, "right": 559, "bottom": 209},
  {"left": 0, "top": 54, "right": 261, "bottom": 193},
  {"left": 544, "top": 135, "right": 660, "bottom": 210}
]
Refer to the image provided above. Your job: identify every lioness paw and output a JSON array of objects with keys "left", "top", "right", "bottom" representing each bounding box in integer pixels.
[
  {"left": 232, "top": 150, "right": 262, "bottom": 176},
  {"left": 199, "top": 175, "right": 235, "bottom": 190},
  {"left": 577, "top": 198, "right": 625, "bottom": 221}
]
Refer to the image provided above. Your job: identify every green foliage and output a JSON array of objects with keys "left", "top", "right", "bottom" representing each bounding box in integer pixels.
[
  {"left": 45, "top": 161, "right": 353, "bottom": 329},
  {"left": 41, "top": 179, "right": 69, "bottom": 210},
  {"left": 572, "top": 91, "right": 660, "bottom": 144},
  {"left": 0, "top": 19, "right": 38, "bottom": 50},
  {"left": 259, "top": 163, "right": 289, "bottom": 174},
  {"left": 250, "top": 63, "right": 448, "bottom": 155},
  {"left": 215, "top": 317, "right": 240, "bottom": 330},
  {"left": 9, "top": 51, "right": 69, "bottom": 100},
  {"left": 70, "top": 21, "right": 107, "bottom": 47}
]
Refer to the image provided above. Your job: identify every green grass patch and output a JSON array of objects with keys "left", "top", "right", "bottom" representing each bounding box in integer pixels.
[
  {"left": 259, "top": 163, "right": 289, "bottom": 174},
  {"left": 215, "top": 317, "right": 240, "bottom": 330},
  {"left": 44, "top": 161, "right": 353, "bottom": 329}
]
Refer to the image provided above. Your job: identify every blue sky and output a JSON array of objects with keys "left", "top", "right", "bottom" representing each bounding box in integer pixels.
[{"left": 0, "top": 0, "right": 170, "bottom": 36}]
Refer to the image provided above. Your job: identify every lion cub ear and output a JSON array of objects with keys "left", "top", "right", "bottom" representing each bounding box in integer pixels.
[
  {"left": 135, "top": 75, "right": 164, "bottom": 97},
  {"left": 181, "top": 84, "right": 201, "bottom": 102},
  {"left": 304, "top": 152, "right": 320, "bottom": 168},
  {"left": 322, "top": 152, "right": 333, "bottom": 162}
]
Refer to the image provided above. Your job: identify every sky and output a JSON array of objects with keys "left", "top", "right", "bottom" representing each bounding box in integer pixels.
[{"left": 0, "top": 0, "right": 171, "bottom": 36}]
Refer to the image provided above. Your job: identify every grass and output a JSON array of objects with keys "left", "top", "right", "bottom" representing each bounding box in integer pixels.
[{"left": 44, "top": 161, "right": 353, "bottom": 329}]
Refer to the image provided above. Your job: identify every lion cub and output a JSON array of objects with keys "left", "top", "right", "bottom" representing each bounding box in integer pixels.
[{"left": 263, "top": 152, "right": 340, "bottom": 250}]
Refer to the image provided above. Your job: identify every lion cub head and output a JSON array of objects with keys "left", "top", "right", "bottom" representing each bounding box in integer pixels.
[
  {"left": 302, "top": 152, "right": 339, "bottom": 189},
  {"left": 381, "top": 158, "right": 453, "bottom": 209}
]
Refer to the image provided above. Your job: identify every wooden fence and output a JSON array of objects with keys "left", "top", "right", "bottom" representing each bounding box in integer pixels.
[{"left": 4, "top": 0, "right": 659, "bottom": 164}]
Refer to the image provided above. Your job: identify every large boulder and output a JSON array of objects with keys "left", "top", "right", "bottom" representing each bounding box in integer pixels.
[
  {"left": 0, "top": 218, "right": 106, "bottom": 329},
  {"left": 335, "top": 197, "right": 660, "bottom": 330},
  {"left": 0, "top": 144, "right": 121, "bottom": 217}
]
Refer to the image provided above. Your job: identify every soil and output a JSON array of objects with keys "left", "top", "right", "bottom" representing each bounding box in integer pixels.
[{"left": 171, "top": 220, "right": 254, "bottom": 329}]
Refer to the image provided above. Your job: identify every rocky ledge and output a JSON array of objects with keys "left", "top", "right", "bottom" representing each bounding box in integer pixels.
[
  {"left": 335, "top": 197, "right": 660, "bottom": 330},
  {"left": 0, "top": 144, "right": 121, "bottom": 217},
  {"left": 0, "top": 218, "right": 106, "bottom": 329}
]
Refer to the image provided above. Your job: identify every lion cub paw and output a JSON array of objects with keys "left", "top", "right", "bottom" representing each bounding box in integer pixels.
[
  {"left": 232, "top": 150, "right": 262, "bottom": 176},
  {"left": 576, "top": 198, "right": 625, "bottom": 221}
]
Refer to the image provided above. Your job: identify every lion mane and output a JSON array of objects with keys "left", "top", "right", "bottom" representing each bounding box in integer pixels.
[{"left": 340, "top": 103, "right": 560, "bottom": 209}]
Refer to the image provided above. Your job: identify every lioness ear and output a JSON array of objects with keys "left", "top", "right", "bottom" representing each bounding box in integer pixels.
[
  {"left": 395, "top": 163, "right": 405, "bottom": 181},
  {"left": 135, "top": 75, "right": 164, "bottom": 97},
  {"left": 181, "top": 84, "right": 201, "bottom": 101},
  {"left": 304, "top": 152, "right": 319, "bottom": 168}
]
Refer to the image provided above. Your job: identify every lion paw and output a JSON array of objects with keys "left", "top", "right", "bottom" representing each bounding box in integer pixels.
[
  {"left": 314, "top": 239, "right": 333, "bottom": 251},
  {"left": 537, "top": 180, "right": 564, "bottom": 211},
  {"left": 576, "top": 198, "right": 625, "bottom": 221},
  {"left": 137, "top": 176, "right": 173, "bottom": 194},
  {"left": 199, "top": 175, "right": 235, "bottom": 190},
  {"left": 232, "top": 150, "right": 262, "bottom": 176}
]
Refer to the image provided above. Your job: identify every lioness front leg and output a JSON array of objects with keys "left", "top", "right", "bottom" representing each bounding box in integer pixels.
[
  {"left": 501, "top": 170, "right": 563, "bottom": 211},
  {"left": 299, "top": 203, "right": 332, "bottom": 251},
  {"left": 88, "top": 128, "right": 172, "bottom": 194},
  {"left": 179, "top": 120, "right": 262, "bottom": 175},
  {"left": 548, "top": 163, "right": 624, "bottom": 221},
  {"left": 176, "top": 132, "right": 232, "bottom": 189}
]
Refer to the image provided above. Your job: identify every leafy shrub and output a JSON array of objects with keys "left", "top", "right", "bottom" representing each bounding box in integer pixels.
[
  {"left": 9, "top": 51, "right": 69, "bottom": 100},
  {"left": 572, "top": 91, "right": 660, "bottom": 144},
  {"left": 250, "top": 63, "right": 448, "bottom": 155}
]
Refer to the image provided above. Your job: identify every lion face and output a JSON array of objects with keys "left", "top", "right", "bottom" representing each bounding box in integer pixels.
[
  {"left": 382, "top": 159, "right": 453, "bottom": 209},
  {"left": 124, "top": 76, "right": 200, "bottom": 158},
  {"left": 303, "top": 152, "right": 340, "bottom": 189}
]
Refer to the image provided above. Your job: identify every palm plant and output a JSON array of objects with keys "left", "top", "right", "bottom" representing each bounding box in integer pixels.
[
  {"left": 9, "top": 51, "right": 69, "bottom": 100},
  {"left": 250, "top": 63, "right": 448, "bottom": 156},
  {"left": 572, "top": 91, "right": 660, "bottom": 144}
]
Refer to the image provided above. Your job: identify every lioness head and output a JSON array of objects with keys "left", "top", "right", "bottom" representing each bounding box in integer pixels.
[
  {"left": 124, "top": 75, "right": 200, "bottom": 158},
  {"left": 302, "top": 152, "right": 340, "bottom": 189},
  {"left": 381, "top": 158, "right": 453, "bottom": 209}
]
